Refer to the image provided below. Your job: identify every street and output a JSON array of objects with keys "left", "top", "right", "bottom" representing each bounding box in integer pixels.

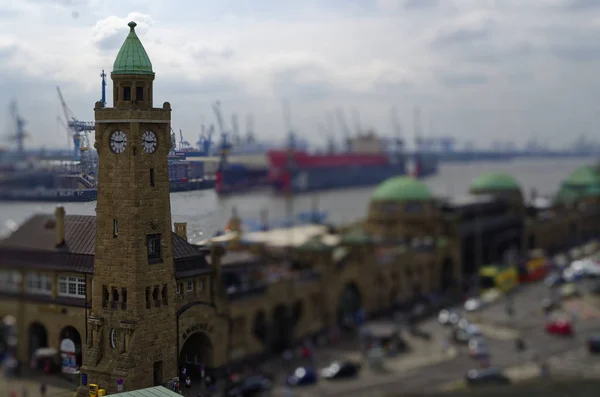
[{"left": 269, "top": 281, "right": 600, "bottom": 396}]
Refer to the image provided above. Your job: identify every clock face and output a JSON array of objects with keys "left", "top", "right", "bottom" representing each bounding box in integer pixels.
[
  {"left": 142, "top": 130, "right": 158, "bottom": 154},
  {"left": 109, "top": 130, "right": 127, "bottom": 154}
]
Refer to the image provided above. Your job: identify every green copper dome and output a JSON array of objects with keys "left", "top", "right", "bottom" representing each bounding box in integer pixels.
[
  {"left": 112, "top": 21, "right": 154, "bottom": 76},
  {"left": 563, "top": 166, "right": 600, "bottom": 188},
  {"left": 470, "top": 172, "right": 521, "bottom": 193},
  {"left": 371, "top": 176, "right": 433, "bottom": 202}
]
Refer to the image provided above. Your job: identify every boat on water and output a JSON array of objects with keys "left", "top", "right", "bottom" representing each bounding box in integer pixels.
[
  {"left": 0, "top": 158, "right": 215, "bottom": 202},
  {"left": 267, "top": 131, "right": 419, "bottom": 194}
]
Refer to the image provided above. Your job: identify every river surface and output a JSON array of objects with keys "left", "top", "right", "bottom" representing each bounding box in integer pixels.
[{"left": 0, "top": 158, "right": 593, "bottom": 241}]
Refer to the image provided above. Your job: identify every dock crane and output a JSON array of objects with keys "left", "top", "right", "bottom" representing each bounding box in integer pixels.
[
  {"left": 351, "top": 109, "right": 362, "bottom": 136},
  {"left": 178, "top": 129, "right": 191, "bottom": 151},
  {"left": 335, "top": 109, "right": 352, "bottom": 152},
  {"left": 282, "top": 99, "right": 296, "bottom": 152},
  {"left": 231, "top": 114, "right": 240, "bottom": 145},
  {"left": 197, "top": 124, "right": 214, "bottom": 155},
  {"left": 212, "top": 101, "right": 232, "bottom": 166},
  {"left": 5, "top": 100, "right": 28, "bottom": 156},
  {"left": 245, "top": 114, "right": 255, "bottom": 143},
  {"left": 390, "top": 106, "right": 404, "bottom": 153},
  {"left": 56, "top": 86, "right": 95, "bottom": 165}
]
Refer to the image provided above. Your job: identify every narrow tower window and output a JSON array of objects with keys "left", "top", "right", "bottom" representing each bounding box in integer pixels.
[
  {"left": 147, "top": 234, "right": 162, "bottom": 263},
  {"left": 136, "top": 86, "right": 144, "bottom": 101},
  {"left": 111, "top": 288, "right": 119, "bottom": 309},
  {"left": 102, "top": 286, "right": 109, "bottom": 308},
  {"left": 161, "top": 284, "right": 168, "bottom": 305},
  {"left": 150, "top": 168, "right": 155, "bottom": 187},
  {"left": 113, "top": 219, "right": 119, "bottom": 238},
  {"left": 121, "top": 288, "right": 127, "bottom": 309},
  {"left": 123, "top": 86, "right": 131, "bottom": 101},
  {"left": 152, "top": 286, "right": 160, "bottom": 307}
]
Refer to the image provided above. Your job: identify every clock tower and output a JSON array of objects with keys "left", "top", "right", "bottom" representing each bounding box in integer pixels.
[{"left": 78, "top": 21, "right": 177, "bottom": 394}]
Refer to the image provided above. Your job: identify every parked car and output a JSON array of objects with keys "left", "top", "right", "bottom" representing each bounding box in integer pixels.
[
  {"left": 287, "top": 367, "right": 317, "bottom": 387},
  {"left": 468, "top": 339, "right": 490, "bottom": 359},
  {"left": 559, "top": 283, "right": 581, "bottom": 299},
  {"left": 320, "top": 361, "right": 360, "bottom": 380},
  {"left": 546, "top": 319, "right": 574, "bottom": 336},
  {"left": 544, "top": 272, "right": 565, "bottom": 288},
  {"left": 587, "top": 335, "right": 600, "bottom": 354},
  {"left": 226, "top": 375, "right": 273, "bottom": 397},
  {"left": 438, "top": 309, "right": 460, "bottom": 327},
  {"left": 465, "top": 368, "right": 510, "bottom": 387}
]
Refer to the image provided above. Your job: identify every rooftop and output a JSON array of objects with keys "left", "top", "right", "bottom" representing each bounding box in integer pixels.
[
  {"left": 0, "top": 213, "right": 210, "bottom": 276},
  {"left": 470, "top": 172, "right": 521, "bottom": 192},
  {"left": 112, "top": 21, "right": 154, "bottom": 76},
  {"left": 371, "top": 176, "right": 433, "bottom": 202},
  {"left": 108, "top": 386, "right": 181, "bottom": 397}
]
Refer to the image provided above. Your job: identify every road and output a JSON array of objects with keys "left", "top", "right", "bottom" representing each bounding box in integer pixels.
[{"left": 274, "top": 281, "right": 600, "bottom": 396}]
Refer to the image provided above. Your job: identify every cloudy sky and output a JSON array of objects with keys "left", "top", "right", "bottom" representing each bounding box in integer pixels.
[{"left": 0, "top": 0, "right": 599, "bottom": 152}]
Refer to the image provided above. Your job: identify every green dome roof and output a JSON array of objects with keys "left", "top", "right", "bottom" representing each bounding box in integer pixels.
[
  {"left": 371, "top": 176, "right": 433, "bottom": 202},
  {"left": 470, "top": 172, "right": 521, "bottom": 192},
  {"left": 563, "top": 166, "right": 600, "bottom": 188},
  {"left": 112, "top": 21, "right": 154, "bottom": 76}
]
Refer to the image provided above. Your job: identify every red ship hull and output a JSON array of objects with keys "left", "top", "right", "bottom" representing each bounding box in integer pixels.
[{"left": 267, "top": 150, "right": 390, "bottom": 168}]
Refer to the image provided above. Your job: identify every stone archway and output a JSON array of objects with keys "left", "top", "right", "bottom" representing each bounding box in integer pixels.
[
  {"left": 292, "top": 300, "right": 303, "bottom": 327},
  {"left": 528, "top": 234, "right": 536, "bottom": 250},
  {"left": 28, "top": 322, "right": 48, "bottom": 360},
  {"left": 179, "top": 332, "right": 213, "bottom": 379},
  {"left": 59, "top": 326, "right": 83, "bottom": 368},
  {"left": 336, "top": 283, "right": 362, "bottom": 329},
  {"left": 252, "top": 310, "right": 268, "bottom": 346},
  {"left": 270, "top": 304, "right": 293, "bottom": 353},
  {"left": 441, "top": 258, "right": 456, "bottom": 292}
]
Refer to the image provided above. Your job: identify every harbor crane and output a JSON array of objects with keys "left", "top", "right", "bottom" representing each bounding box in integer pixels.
[
  {"left": 390, "top": 106, "right": 404, "bottom": 153},
  {"left": 335, "top": 109, "right": 352, "bottom": 151},
  {"left": 282, "top": 99, "right": 296, "bottom": 151},
  {"left": 4, "top": 100, "right": 28, "bottom": 156},
  {"left": 178, "top": 129, "right": 191, "bottom": 151},
  {"left": 245, "top": 114, "right": 255, "bottom": 143},
  {"left": 231, "top": 114, "right": 240, "bottom": 145},
  {"left": 56, "top": 86, "right": 95, "bottom": 164},
  {"left": 197, "top": 124, "right": 214, "bottom": 155},
  {"left": 212, "top": 101, "right": 232, "bottom": 163}
]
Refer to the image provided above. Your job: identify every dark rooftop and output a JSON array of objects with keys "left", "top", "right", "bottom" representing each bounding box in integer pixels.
[{"left": 0, "top": 214, "right": 211, "bottom": 276}]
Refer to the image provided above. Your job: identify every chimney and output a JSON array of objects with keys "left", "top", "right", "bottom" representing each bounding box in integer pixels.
[
  {"left": 174, "top": 222, "right": 188, "bottom": 241},
  {"left": 55, "top": 206, "right": 66, "bottom": 247}
]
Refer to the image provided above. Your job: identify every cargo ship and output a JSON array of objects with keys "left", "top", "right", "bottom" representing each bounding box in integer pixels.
[
  {"left": 268, "top": 131, "right": 409, "bottom": 194},
  {"left": 0, "top": 159, "right": 214, "bottom": 202}
]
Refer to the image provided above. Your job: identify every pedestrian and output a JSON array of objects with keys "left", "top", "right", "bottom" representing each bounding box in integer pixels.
[
  {"left": 39, "top": 383, "right": 46, "bottom": 397},
  {"left": 181, "top": 366, "right": 187, "bottom": 379},
  {"left": 185, "top": 376, "right": 191, "bottom": 389}
]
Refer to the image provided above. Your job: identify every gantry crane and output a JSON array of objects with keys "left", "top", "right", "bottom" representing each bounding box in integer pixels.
[
  {"left": 335, "top": 109, "right": 352, "bottom": 152},
  {"left": 56, "top": 86, "right": 95, "bottom": 167},
  {"left": 212, "top": 101, "right": 232, "bottom": 166},
  {"left": 4, "top": 100, "right": 29, "bottom": 156}
]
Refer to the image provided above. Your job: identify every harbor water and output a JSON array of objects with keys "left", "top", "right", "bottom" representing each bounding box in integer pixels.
[{"left": 0, "top": 158, "right": 593, "bottom": 241}]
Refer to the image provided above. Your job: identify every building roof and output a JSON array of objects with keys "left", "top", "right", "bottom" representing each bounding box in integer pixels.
[
  {"left": 0, "top": 214, "right": 210, "bottom": 276},
  {"left": 108, "top": 386, "right": 181, "bottom": 397},
  {"left": 112, "top": 21, "right": 154, "bottom": 76},
  {"left": 470, "top": 172, "right": 521, "bottom": 192},
  {"left": 563, "top": 165, "right": 600, "bottom": 188},
  {"left": 371, "top": 176, "right": 433, "bottom": 202}
]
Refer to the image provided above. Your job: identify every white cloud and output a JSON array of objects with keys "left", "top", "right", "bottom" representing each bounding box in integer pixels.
[{"left": 1, "top": 0, "right": 599, "bottom": 153}]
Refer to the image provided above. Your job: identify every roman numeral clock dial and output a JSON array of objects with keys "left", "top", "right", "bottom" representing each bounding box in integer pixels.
[
  {"left": 142, "top": 130, "right": 158, "bottom": 154},
  {"left": 109, "top": 130, "right": 127, "bottom": 154}
]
